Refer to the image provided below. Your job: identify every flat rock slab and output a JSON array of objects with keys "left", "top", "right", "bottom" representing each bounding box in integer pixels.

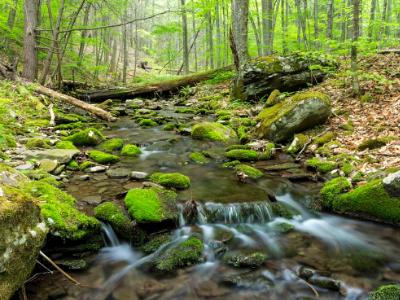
[
  {"left": 39, "top": 159, "right": 58, "bottom": 173},
  {"left": 106, "top": 168, "right": 131, "bottom": 179},
  {"left": 25, "top": 149, "right": 80, "bottom": 164}
]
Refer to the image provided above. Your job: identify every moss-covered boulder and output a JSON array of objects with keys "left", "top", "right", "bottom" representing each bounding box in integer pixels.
[
  {"left": 256, "top": 92, "right": 331, "bottom": 142},
  {"left": 94, "top": 202, "right": 133, "bottom": 240},
  {"left": 154, "top": 236, "right": 203, "bottom": 273},
  {"left": 321, "top": 178, "right": 400, "bottom": 225},
  {"left": 150, "top": 172, "right": 191, "bottom": 190},
  {"left": 65, "top": 128, "right": 105, "bottom": 146},
  {"left": 235, "top": 164, "right": 263, "bottom": 179},
  {"left": 141, "top": 233, "right": 171, "bottom": 254},
  {"left": 124, "top": 188, "right": 178, "bottom": 224},
  {"left": 232, "top": 53, "right": 336, "bottom": 101},
  {"left": 225, "top": 149, "right": 258, "bottom": 161},
  {"left": 191, "top": 122, "right": 237, "bottom": 143},
  {"left": 88, "top": 150, "right": 120, "bottom": 164},
  {"left": 370, "top": 284, "right": 400, "bottom": 300},
  {"left": 223, "top": 251, "right": 268, "bottom": 268},
  {"left": 23, "top": 180, "right": 100, "bottom": 240},
  {"left": 121, "top": 144, "right": 141, "bottom": 157},
  {"left": 0, "top": 185, "right": 48, "bottom": 300},
  {"left": 189, "top": 152, "right": 210, "bottom": 164},
  {"left": 25, "top": 137, "right": 51, "bottom": 149},
  {"left": 306, "top": 157, "right": 337, "bottom": 173},
  {"left": 55, "top": 140, "right": 78, "bottom": 150},
  {"left": 139, "top": 119, "right": 158, "bottom": 127},
  {"left": 98, "top": 138, "right": 124, "bottom": 153},
  {"left": 25, "top": 149, "right": 80, "bottom": 164}
]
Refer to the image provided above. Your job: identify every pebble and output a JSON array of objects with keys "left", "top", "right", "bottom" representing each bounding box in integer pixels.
[
  {"left": 143, "top": 181, "right": 164, "bottom": 189},
  {"left": 79, "top": 175, "right": 90, "bottom": 181},
  {"left": 130, "top": 171, "right": 148, "bottom": 180},
  {"left": 15, "top": 162, "right": 34, "bottom": 170},
  {"left": 87, "top": 166, "right": 107, "bottom": 173}
]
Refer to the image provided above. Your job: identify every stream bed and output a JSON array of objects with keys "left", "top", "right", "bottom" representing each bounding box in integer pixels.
[{"left": 25, "top": 105, "right": 400, "bottom": 300}]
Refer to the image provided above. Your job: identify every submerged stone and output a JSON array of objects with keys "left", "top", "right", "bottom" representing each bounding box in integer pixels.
[
  {"left": 130, "top": 171, "right": 148, "bottom": 180},
  {"left": 106, "top": 167, "right": 131, "bottom": 179},
  {"left": 191, "top": 122, "right": 237, "bottom": 143},
  {"left": 256, "top": 91, "right": 331, "bottom": 142},
  {"left": 154, "top": 236, "right": 204, "bottom": 273},
  {"left": 149, "top": 172, "right": 191, "bottom": 190},
  {"left": 124, "top": 188, "right": 178, "bottom": 223},
  {"left": 189, "top": 152, "right": 210, "bottom": 164},
  {"left": 223, "top": 251, "right": 268, "bottom": 268},
  {"left": 235, "top": 164, "right": 263, "bottom": 179}
]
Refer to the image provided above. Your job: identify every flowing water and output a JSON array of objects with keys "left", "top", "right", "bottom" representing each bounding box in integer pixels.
[{"left": 26, "top": 104, "right": 400, "bottom": 300}]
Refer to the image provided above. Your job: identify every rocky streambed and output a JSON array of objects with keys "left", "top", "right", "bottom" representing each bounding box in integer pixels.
[{"left": 15, "top": 96, "right": 400, "bottom": 300}]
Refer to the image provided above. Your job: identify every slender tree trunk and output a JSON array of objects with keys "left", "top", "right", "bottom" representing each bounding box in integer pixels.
[
  {"left": 262, "top": 0, "right": 274, "bottom": 54},
  {"left": 192, "top": 10, "right": 198, "bottom": 72},
  {"left": 368, "top": 0, "right": 377, "bottom": 40},
  {"left": 7, "top": 0, "right": 18, "bottom": 29},
  {"left": 23, "top": 0, "right": 39, "bottom": 81},
  {"left": 181, "top": 0, "right": 189, "bottom": 74},
  {"left": 351, "top": 0, "right": 360, "bottom": 96},
  {"left": 231, "top": 0, "right": 249, "bottom": 70},
  {"left": 249, "top": 13, "right": 262, "bottom": 56},
  {"left": 281, "top": 0, "right": 288, "bottom": 53},
  {"left": 215, "top": 1, "right": 222, "bottom": 67},
  {"left": 327, "top": 0, "right": 334, "bottom": 39},
  {"left": 78, "top": 4, "right": 91, "bottom": 65},
  {"left": 40, "top": 0, "right": 65, "bottom": 85},
  {"left": 122, "top": 1, "right": 128, "bottom": 84},
  {"left": 207, "top": 9, "right": 214, "bottom": 69},
  {"left": 313, "top": 0, "right": 319, "bottom": 48}
]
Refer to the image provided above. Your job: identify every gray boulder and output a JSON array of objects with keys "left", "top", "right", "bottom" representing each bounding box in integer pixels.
[
  {"left": 25, "top": 149, "right": 80, "bottom": 164},
  {"left": 383, "top": 171, "right": 400, "bottom": 197},
  {"left": 255, "top": 91, "right": 331, "bottom": 142}
]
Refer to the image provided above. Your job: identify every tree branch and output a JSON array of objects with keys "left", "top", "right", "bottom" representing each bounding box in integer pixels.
[{"left": 36, "top": 10, "right": 174, "bottom": 33}]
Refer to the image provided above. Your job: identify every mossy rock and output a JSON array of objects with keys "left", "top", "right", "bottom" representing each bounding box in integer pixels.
[
  {"left": 98, "top": 138, "right": 124, "bottom": 153},
  {"left": 23, "top": 180, "right": 100, "bottom": 240},
  {"left": 189, "top": 152, "right": 210, "bottom": 165},
  {"left": 264, "top": 89, "right": 281, "bottom": 107},
  {"left": 88, "top": 150, "right": 120, "bottom": 164},
  {"left": 0, "top": 185, "right": 48, "bottom": 300},
  {"left": 286, "top": 133, "right": 309, "bottom": 155},
  {"left": 121, "top": 144, "right": 141, "bottom": 157},
  {"left": 225, "top": 149, "right": 258, "bottom": 161},
  {"left": 306, "top": 157, "right": 337, "bottom": 173},
  {"left": 65, "top": 128, "right": 105, "bottom": 147},
  {"left": 139, "top": 119, "right": 158, "bottom": 127},
  {"left": 370, "top": 285, "right": 400, "bottom": 300},
  {"left": 150, "top": 172, "right": 191, "bottom": 190},
  {"left": 66, "top": 160, "right": 79, "bottom": 171},
  {"left": 55, "top": 113, "right": 87, "bottom": 124},
  {"left": 163, "top": 123, "right": 178, "bottom": 131},
  {"left": 124, "top": 188, "right": 178, "bottom": 223},
  {"left": 256, "top": 91, "right": 331, "bottom": 142},
  {"left": 314, "top": 132, "right": 335, "bottom": 146},
  {"left": 155, "top": 236, "right": 203, "bottom": 273},
  {"left": 94, "top": 202, "right": 133, "bottom": 240},
  {"left": 320, "top": 177, "right": 352, "bottom": 210},
  {"left": 25, "top": 138, "right": 51, "bottom": 149},
  {"left": 222, "top": 251, "right": 268, "bottom": 268},
  {"left": 79, "top": 160, "right": 95, "bottom": 170},
  {"left": 358, "top": 137, "right": 390, "bottom": 151},
  {"left": 235, "top": 164, "right": 263, "bottom": 179},
  {"left": 55, "top": 141, "right": 78, "bottom": 150},
  {"left": 191, "top": 122, "right": 238, "bottom": 143},
  {"left": 141, "top": 233, "right": 172, "bottom": 254},
  {"left": 331, "top": 180, "right": 400, "bottom": 225}
]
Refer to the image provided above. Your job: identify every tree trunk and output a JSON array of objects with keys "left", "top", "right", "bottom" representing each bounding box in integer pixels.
[
  {"left": 314, "top": 0, "right": 319, "bottom": 48},
  {"left": 231, "top": 0, "right": 249, "bottom": 69},
  {"left": 351, "top": 0, "right": 360, "bottom": 95},
  {"left": 7, "top": 0, "right": 18, "bottom": 29},
  {"left": 122, "top": 1, "right": 128, "bottom": 84},
  {"left": 327, "top": 0, "right": 334, "bottom": 39},
  {"left": 262, "top": 0, "right": 274, "bottom": 55},
  {"left": 368, "top": 0, "right": 377, "bottom": 40},
  {"left": 23, "top": 0, "right": 39, "bottom": 81},
  {"left": 181, "top": 0, "right": 189, "bottom": 74},
  {"left": 249, "top": 13, "right": 262, "bottom": 56},
  {"left": 78, "top": 3, "right": 91, "bottom": 65}
]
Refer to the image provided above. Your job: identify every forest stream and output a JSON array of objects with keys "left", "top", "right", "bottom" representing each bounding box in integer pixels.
[{"left": 24, "top": 102, "right": 400, "bottom": 300}]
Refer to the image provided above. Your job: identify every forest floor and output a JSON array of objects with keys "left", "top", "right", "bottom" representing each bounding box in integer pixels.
[{"left": 310, "top": 53, "right": 400, "bottom": 172}]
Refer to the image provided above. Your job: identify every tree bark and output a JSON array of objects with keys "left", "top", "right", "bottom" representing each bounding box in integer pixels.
[
  {"left": 351, "top": 0, "right": 360, "bottom": 95},
  {"left": 368, "top": 0, "right": 376, "bottom": 40},
  {"left": 231, "top": 0, "right": 249, "bottom": 68},
  {"left": 23, "top": 0, "right": 39, "bottom": 81},
  {"left": 7, "top": 0, "right": 18, "bottom": 29},
  {"left": 327, "top": 0, "right": 334, "bottom": 39},
  {"left": 181, "top": 0, "right": 189, "bottom": 74}
]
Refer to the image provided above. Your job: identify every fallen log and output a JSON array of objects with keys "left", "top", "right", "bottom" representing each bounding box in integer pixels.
[
  {"left": 29, "top": 82, "right": 116, "bottom": 122},
  {"left": 76, "top": 66, "right": 233, "bottom": 102},
  {"left": 378, "top": 49, "right": 400, "bottom": 54}
]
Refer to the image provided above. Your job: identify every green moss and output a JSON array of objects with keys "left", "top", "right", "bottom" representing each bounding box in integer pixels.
[
  {"left": 225, "top": 149, "right": 258, "bottom": 161},
  {"left": 163, "top": 123, "right": 177, "bottom": 131},
  {"left": 340, "top": 161, "right": 353, "bottom": 176},
  {"left": 332, "top": 180, "right": 400, "bottom": 224},
  {"left": 225, "top": 144, "right": 252, "bottom": 151},
  {"left": 222, "top": 160, "right": 241, "bottom": 168},
  {"left": 55, "top": 122, "right": 84, "bottom": 130},
  {"left": 139, "top": 119, "right": 158, "bottom": 127},
  {"left": 316, "top": 140, "right": 343, "bottom": 156},
  {"left": 235, "top": 164, "right": 263, "bottom": 179},
  {"left": 55, "top": 141, "right": 78, "bottom": 150},
  {"left": 306, "top": 157, "right": 337, "bottom": 173},
  {"left": 191, "top": 122, "right": 237, "bottom": 142},
  {"left": 124, "top": 188, "right": 177, "bottom": 223},
  {"left": 94, "top": 202, "right": 132, "bottom": 239},
  {"left": 286, "top": 133, "right": 309, "bottom": 155},
  {"left": 150, "top": 172, "right": 191, "bottom": 190},
  {"left": 258, "top": 143, "right": 275, "bottom": 160},
  {"left": 314, "top": 132, "right": 335, "bottom": 146},
  {"left": 155, "top": 237, "right": 203, "bottom": 272},
  {"left": 20, "top": 169, "right": 59, "bottom": 187},
  {"left": 141, "top": 233, "right": 171, "bottom": 254},
  {"left": 189, "top": 152, "right": 210, "bottom": 164},
  {"left": 66, "top": 160, "right": 79, "bottom": 171},
  {"left": 339, "top": 120, "right": 354, "bottom": 132},
  {"left": 79, "top": 160, "right": 95, "bottom": 170},
  {"left": 98, "top": 138, "right": 124, "bottom": 152},
  {"left": 358, "top": 137, "right": 389, "bottom": 151},
  {"left": 223, "top": 251, "right": 267, "bottom": 268},
  {"left": 25, "top": 138, "right": 51, "bottom": 149},
  {"left": 370, "top": 285, "right": 400, "bottom": 300},
  {"left": 23, "top": 180, "right": 99, "bottom": 240},
  {"left": 120, "top": 144, "right": 141, "bottom": 157},
  {"left": 237, "top": 125, "right": 250, "bottom": 143},
  {"left": 65, "top": 128, "right": 105, "bottom": 147},
  {"left": 88, "top": 150, "right": 119, "bottom": 164},
  {"left": 265, "top": 89, "right": 281, "bottom": 107},
  {"left": 320, "top": 177, "right": 352, "bottom": 210}
]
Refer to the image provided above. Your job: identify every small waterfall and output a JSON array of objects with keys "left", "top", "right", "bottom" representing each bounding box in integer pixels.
[{"left": 101, "top": 223, "right": 120, "bottom": 247}]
